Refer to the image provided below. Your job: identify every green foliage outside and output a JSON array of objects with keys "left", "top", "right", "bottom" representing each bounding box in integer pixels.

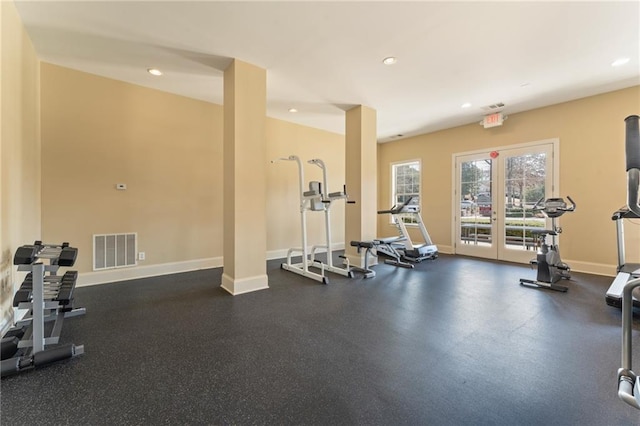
[
  {"left": 460, "top": 153, "right": 546, "bottom": 210},
  {"left": 505, "top": 208, "right": 538, "bottom": 218},
  {"left": 461, "top": 217, "right": 545, "bottom": 239}
]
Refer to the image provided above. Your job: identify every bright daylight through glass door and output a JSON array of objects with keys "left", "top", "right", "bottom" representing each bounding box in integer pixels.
[
  {"left": 457, "top": 154, "right": 495, "bottom": 259},
  {"left": 455, "top": 142, "right": 555, "bottom": 263},
  {"left": 502, "top": 153, "right": 546, "bottom": 252}
]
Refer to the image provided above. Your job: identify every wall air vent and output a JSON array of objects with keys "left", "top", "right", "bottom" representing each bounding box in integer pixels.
[
  {"left": 93, "top": 233, "right": 137, "bottom": 270},
  {"left": 481, "top": 102, "right": 505, "bottom": 112}
]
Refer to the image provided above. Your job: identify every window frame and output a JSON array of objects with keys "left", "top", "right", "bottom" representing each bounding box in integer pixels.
[{"left": 390, "top": 159, "right": 422, "bottom": 225}]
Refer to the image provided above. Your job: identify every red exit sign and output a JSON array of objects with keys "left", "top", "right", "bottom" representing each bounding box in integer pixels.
[{"left": 482, "top": 112, "right": 504, "bottom": 128}]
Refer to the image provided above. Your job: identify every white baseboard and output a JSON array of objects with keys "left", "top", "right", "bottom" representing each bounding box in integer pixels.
[
  {"left": 71, "top": 249, "right": 616, "bottom": 289},
  {"left": 564, "top": 259, "right": 616, "bottom": 277},
  {"left": 343, "top": 251, "right": 378, "bottom": 268},
  {"left": 78, "top": 243, "right": 346, "bottom": 287},
  {"left": 77, "top": 257, "right": 224, "bottom": 287},
  {"left": 437, "top": 245, "right": 454, "bottom": 255},
  {"left": 221, "top": 273, "right": 269, "bottom": 295},
  {"left": 267, "top": 242, "right": 345, "bottom": 261}
]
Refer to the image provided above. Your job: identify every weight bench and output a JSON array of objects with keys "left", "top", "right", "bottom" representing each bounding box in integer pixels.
[
  {"left": 350, "top": 241, "right": 379, "bottom": 278},
  {"left": 373, "top": 237, "right": 414, "bottom": 269},
  {"left": 350, "top": 237, "right": 414, "bottom": 276}
]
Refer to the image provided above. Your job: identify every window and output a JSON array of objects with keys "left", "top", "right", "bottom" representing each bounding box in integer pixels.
[{"left": 391, "top": 160, "right": 421, "bottom": 224}]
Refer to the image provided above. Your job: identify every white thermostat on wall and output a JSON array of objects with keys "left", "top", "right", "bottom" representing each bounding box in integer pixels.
[{"left": 116, "top": 183, "right": 127, "bottom": 190}]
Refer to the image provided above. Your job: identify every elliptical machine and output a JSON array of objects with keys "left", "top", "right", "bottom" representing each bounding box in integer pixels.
[
  {"left": 613, "top": 115, "right": 640, "bottom": 410},
  {"left": 606, "top": 115, "right": 640, "bottom": 309},
  {"left": 519, "top": 196, "right": 576, "bottom": 292}
]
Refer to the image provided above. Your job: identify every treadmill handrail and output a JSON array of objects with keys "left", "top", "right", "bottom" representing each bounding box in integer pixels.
[{"left": 377, "top": 196, "right": 415, "bottom": 215}]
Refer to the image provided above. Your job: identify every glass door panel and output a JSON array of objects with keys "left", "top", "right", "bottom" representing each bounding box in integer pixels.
[
  {"left": 498, "top": 146, "right": 553, "bottom": 263},
  {"left": 456, "top": 154, "right": 497, "bottom": 259},
  {"left": 454, "top": 141, "right": 555, "bottom": 264}
]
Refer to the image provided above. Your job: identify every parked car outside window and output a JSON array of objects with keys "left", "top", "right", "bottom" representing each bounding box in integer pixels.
[{"left": 461, "top": 200, "right": 476, "bottom": 209}]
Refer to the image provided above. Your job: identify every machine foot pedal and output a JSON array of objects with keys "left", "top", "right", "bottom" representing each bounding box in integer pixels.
[{"left": 520, "top": 278, "right": 568, "bottom": 293}]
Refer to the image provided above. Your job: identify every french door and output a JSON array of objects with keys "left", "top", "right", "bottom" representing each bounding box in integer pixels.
[{"left": 454, "top": 141, "right": 556, "bottom": 263}]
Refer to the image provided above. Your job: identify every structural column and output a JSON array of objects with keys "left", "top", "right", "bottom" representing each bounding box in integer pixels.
[
  {"left": 221, "top": 59, "right": 269, "bottom": 295},
  {"left": 344, "top": 105, "right": 377, "bottom": 267}
]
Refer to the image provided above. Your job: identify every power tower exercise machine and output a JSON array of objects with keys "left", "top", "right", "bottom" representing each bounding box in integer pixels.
[
  {"left": 1, "top": 242, "right": 85, "bottom": 377},
  {"left": 519, "top": 196, "right": 576, "bottom": 292},
  {"left": 376, "top": 196, "right": 438, "bottom": 264},
  {"left": 272, "top": 155, "right": 354, "bottom": 284},
  {"left": 612, "top": 115, "right": 640, "bottom": 410}
]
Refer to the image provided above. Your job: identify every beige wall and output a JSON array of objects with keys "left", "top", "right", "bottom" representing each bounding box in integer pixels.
[
  {"left": 378, "top": 86, "right": 640, "bottom": 275},
  {"left": 41, "top": 63, "right": 224, "bottom": 272},
  {"left": 266, "top": 119, "right": 346, "bottom": 256},
  {"left": 1, "top": 0, "right": 41, "bottom": 329},
  {"left": 34, "top": 63, "right": 640, "bottom": 280},
  {"left": 40, "top": 63, "right": 347, "bottom": 278}
]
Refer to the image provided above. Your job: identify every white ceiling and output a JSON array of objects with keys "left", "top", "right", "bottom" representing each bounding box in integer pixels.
[{"left": 14, "top": 1, "right": 640, "bottom": 142}]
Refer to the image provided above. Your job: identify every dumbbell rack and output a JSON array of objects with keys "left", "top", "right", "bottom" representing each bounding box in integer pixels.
[{"left": 1, "top": 242, "right": 85, "bottom": 377}]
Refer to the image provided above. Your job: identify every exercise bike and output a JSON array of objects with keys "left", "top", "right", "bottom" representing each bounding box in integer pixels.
[{"left": 519, "top": 196, "right": 576, "bottom": 292}]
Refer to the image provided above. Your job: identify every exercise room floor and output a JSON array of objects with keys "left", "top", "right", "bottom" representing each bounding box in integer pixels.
[{"left": 1, "top": 253, "right": 638, "bottom": 425}]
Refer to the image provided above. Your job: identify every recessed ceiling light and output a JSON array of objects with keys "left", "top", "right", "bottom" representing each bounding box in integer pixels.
[
  {"left": 288, "top": 108, "right": 298, "bottom": 113},
  {"left": 147, "top": 68, "right": 162, "bottom": 76},
  {"left": 461, "top": 102, "right": 472, "bottom": 108},
  {"left": 382, "top": 57, "right": 397, "bottom": 65},
  {"left": 611, "top": 57, "right": 630, "bottom": 67}
]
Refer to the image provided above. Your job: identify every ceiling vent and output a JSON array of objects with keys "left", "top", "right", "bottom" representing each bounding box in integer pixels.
[{"left": 481, "top": 102, "right": 505, "bottom": 112}]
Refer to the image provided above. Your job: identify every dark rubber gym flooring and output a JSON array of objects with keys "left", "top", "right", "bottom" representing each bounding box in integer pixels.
[{"left": 1, "top": 253, "right": 639, "bottom": 425}]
